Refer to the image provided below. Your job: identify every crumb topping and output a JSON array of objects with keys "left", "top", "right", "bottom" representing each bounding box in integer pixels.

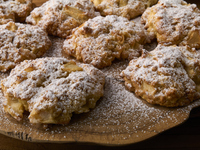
[
  {"left": 91, "top": 0, "right": 158, "bottom": 20},
  {"left": 26, "top": 0, "right": 100, "bottom": 38},
  {"left": 0, "top": 21, "right": 51, "bottom": 72},
  {"left": 121, "top": 45, "right": 200, "bottom": 107},
  {"left": 1, "top": 57, "right": 105, "bottom": 124},
  {"left": 63, "top": 15, "right": 149, "bottom": 68},
  {"left": 141, "top": 0, "right": 200, "bottom": 48},
  {"left": 0, "top": 0, "right": 33, "bottom": 24}
]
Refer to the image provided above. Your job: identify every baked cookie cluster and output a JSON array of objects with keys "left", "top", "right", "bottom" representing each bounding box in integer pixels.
[
  {"left": 121, "top": 45, "right": 200, "bottom": 107},
  {"left": 0, "top": 0, "right": 33, "bottom": 24},
  {"left": 26, "top": 0, "right": 100, "bottom": 38},
  {"left": 121, "top": 0, "right": 200, "bottom": 107},
  {"left": 1, "top": 58, "right": 105, "bottom": 124},
  {"left": 1, "top": 0, "right": 200, "bottom": 126},
  {"left": 0, "top": 0, "right": 107, "bottom": 125},
  {"left": 91, "top": 0, "right": 158, "bottom": 20},
  {"left": 63, "top": 15, "right": 149, "bottom": 68},
  {"left": 141, "top": 0, "right": 200, "bottom": 48},
  {"left": 0, "top": 21, "right": 51, "bottom": 72}
]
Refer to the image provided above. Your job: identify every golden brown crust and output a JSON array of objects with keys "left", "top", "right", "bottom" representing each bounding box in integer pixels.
[
  {"left": 91, "top": 0, "right": 158, "bottom": 20},
  {"left": 1, "top": 57, "right": 105, "bottom": 124},
  {"left": 0, "top": 21, "right": 51, "bottom": 72},
  {"left": 26, "top": 0, "right": 100, "bottom": 38},
  {"left": 0, "top": 0, "right": 33, "bottom": 24},
  {"left": 121, "top": 45, "right": 200, "bottom": 107},
  {"left": 141, "top": 0, "right": 200, "bottom": 48},
  {"left": 63, "top": 15, "right": 149, "bottom": 68}
]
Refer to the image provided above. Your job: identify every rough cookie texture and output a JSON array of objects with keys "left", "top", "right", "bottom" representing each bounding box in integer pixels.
[
  {"left": 141, "top": 0, "right": 200, "bottom": 48},
  {"left": 63, "top": 15, "right": 149, "bottom": 68},
  {"left": 0, "top": 21, "right": 51, "bottom": 72},
  {"left": 26, "top": 0, "right": 100, "bottom": 38},
  {"left": 91, "top": 0, "right": 157, "bottom": 20},
  {"left": 1, "top": 57, "right": 105, "bottom": 124},
  {"left": 121, "top": 45, "right": 200, "bottom": 107},
  {"left": 0, "top": 0, "right": 33, "bottom": 24}
]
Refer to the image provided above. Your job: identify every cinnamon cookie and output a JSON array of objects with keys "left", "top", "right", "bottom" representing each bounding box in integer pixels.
[
  {"left": 26, "top": 0, "right": 100, "bottom": 38},
  {"left": 0, "top": 21, "right": 51, "bottom": 72},
  {"left": 0, "top": 0, "right": 33, "bottom": 24},
  {"left": 91, "top": 0, "right": 157, "bottom": 20},
  {"left": 121, "top": 45, "right": 200, "bottom": 107},
  {"left": 141, "top": 0, "right": 200, "bottom": 48},
  {"left": 63, "top": 15, "right": 149, "bottom": 68},
  {"left": 1, "top": 57, "right": 105, "bottom": 124}
]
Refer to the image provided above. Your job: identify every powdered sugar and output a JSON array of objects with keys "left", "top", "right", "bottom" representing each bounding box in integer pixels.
[
  {"left": 122, "top": 45, "right": 200, "bottom": 107},
  {"left": 26, "top": 0, "right": 100, "bottom": 38},
  {"left": 159, "top": 0, "right": 184, "bottom": 5},
  {"left": 0, "top": 0, "right": 33, "bottom": 24},
  {"left": 0, "top": 74, "right": 199, "bottom": 144},
  {"left": 0, "top": 21, "right": 51, "bottom": 72},
  {"left": 63, "top": 15, "right": 149, "bottom": 68},
  {"left": 43, "top": 36, "right": 65, "bottom": 57},
  {"left": 0, "top": 35, "right": 198, "bottom": 144},
  {"left": 142, "top": 0, "right": 200, "bottom": 48},
  {"left": 0, "top": 4, "right": 199, "bottom": 143},
  {"left": 1, "top": 57, "right": 105, "bottom": 124},
  {"left": 91, "top": 0, "right": 158, "bottom": 20}
]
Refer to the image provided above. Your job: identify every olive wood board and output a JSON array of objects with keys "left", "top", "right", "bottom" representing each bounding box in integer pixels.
[{"left": 0, "top": 0, "right": 199, "bottom": 146}]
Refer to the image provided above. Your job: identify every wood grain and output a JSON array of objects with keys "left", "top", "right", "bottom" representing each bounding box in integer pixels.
[
  {"left": 0, "top": 110, "right": 200, "bottom": 150},
  {"left": 33, "top": 0, "right": 48, "bottom": 6}
]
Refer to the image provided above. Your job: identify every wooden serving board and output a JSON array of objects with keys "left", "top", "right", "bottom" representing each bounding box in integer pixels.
[{"left": 0, "top": 0, "right": 200, "bottom": 146}]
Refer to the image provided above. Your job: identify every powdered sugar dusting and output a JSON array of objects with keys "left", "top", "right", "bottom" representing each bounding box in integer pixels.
[
  {"left": 0, "top": 30, "right": 199, "bottom": 144},
  {"left": 0, "top": 0, "right": 33, "bottom": 24},
  {"left": 159, "top": 0, "right": 183, "bottom": 5},
  {"left": 1, "top": 57, "right": 105, "bottom": 124},
  {"left": 142, "top": 0, "right": 200, "bottom": 48},
  {"left": 26, "top": 0, "right": 100, "bottom": 38},
  {"left": 0, "top": 75, "right": 199, "bottom": 144},
  {"left": 122, "top": 45, "right": 200, "bottom": 107},
  {"left": 91, "top": 0, "right": 158, "bottom": 20},
  {"left": 0, "top": 21, "right": 51, "bottom": 72},
  {"left": 63, "top": 15, "right": 149, "bottom": 68},
  {"left": 43, "top": 36, "right": 65, "bottom": 57}
]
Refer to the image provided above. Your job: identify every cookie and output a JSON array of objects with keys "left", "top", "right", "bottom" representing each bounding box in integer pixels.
[
  {"left": 121, "top": 45, "right": 200, "bottom": 107},
  {"left": 26, "top": 0, "right": 100, "bottom": 38},
  {"left": 141, "top": 0, "right": 200, "bottom": 48},
  {"left": 63, "top": 15, "right": 149, "bottom": 68},
  {"left": 0, "top": 21, "right": 51, "bottom": 72},
  {"left": 0, "top": 0, "right": 33, "bottom": 24},
  {"left": 1, "top": 57, "right": 105, "bottom": 124},
  {"left": 91, "top": 0, "right": 158, "bottom": 20}
]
